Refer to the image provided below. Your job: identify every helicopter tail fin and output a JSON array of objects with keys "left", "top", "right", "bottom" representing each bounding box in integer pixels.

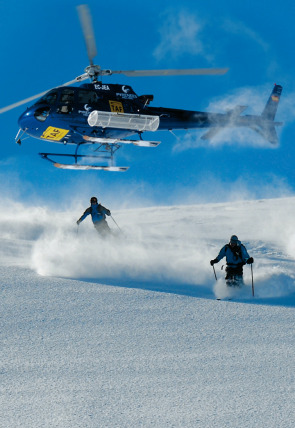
[
  {"left": 247, "top": 84, "right": 283, "bottom": 145},
  {"left": 261, "top": 84, "right": 283, "bottom": 121},
  {"left": 253, "top": 84, "right": 283, "bottom": 144}
]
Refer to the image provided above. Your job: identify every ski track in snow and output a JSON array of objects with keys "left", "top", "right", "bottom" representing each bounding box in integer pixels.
[{"left": 1, "top": 197, "right": 295, "bottom": 427}]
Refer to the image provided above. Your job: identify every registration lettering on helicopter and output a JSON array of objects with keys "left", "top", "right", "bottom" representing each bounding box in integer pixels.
[
  {"left": 94, "top": 84, "right": 110, "bottom": 91},
  {"left": 109, "top": 101, "right": 124, "bottom": 113},
  {"left": 41, "top": 126, "right": 69, "bottom": 141}
]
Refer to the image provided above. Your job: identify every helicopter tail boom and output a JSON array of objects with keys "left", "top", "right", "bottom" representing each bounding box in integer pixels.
[{"left": 201, "top": 85, "right": 283, "bottom": 144}]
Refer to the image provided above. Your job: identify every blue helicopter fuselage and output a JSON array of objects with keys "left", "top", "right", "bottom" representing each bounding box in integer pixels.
[
  {"left": 18, "top": 82, "right": 283, "bottom": 148},
  {"left": 17, "top": 83, "right": 146, "bottom": 145}
]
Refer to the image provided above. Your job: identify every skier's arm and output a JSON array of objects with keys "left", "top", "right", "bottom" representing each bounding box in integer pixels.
[
  {"left": 77, "top": 208, "right": 91, "bottom": 225},
  {"left": 240, "top": 245, "right": 253, "bottom": 264},
  {"left": 216, "top": 246, "right": 227, "bottom": 262},
  {"left": 210, "top": 246, "right": 226, "bottom": 265},
  {"left": 100, "top": 205, "right": 111, "bottom": 216}
]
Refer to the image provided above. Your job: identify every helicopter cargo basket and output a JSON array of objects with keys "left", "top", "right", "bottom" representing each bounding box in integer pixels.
[{"left": 88, "top": 110, "right": 160, "bottom": 132}]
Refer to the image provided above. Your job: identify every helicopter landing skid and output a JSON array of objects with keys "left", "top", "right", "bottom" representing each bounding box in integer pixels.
[
  {"left": 54, "top": 163, "right": 128, "bottom": 171},
  {"left": 83, "top": 135, "right": 161, "bottom": 147},
  {"left": 38, "top": 138, "right": 129, "bottom": 171},
  {"left": 39, "top": 152, "right": 128, "bottom": 172}
]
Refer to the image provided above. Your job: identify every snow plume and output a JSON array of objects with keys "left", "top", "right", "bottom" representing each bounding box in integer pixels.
[
  {"left": 278, "top": 90, "right": 295, "bottom": 125},
  {"left": 153, "top": 10, "right": 207, "bottom": 61},
  {"left": 222, "top": 19, "right": 269, "bottom": 52},
  {"left": 1, "top": 196, "right": 295, "bottom": 303},
  {"left": 30, "top": 198, "right": 295, "bottom": 304},
  {"left": 30, "top": 207, "right": 211, "bottom": 290},
  {"left": 171, "top": 174, "right": 293, "bottom": 205}
]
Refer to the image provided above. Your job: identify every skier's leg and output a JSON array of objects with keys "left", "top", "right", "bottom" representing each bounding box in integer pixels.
[
  {"left": 94, "top": 220, "right": 111, "bottom": 237},
  {"left": 231, "top": 275, "right": 243, "bottom": 287},
  {"left": 225, "top": 267, "right": 234, "bottom": 287}
]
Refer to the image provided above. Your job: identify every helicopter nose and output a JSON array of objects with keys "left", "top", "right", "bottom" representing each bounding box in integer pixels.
[
  {"left": 19, "top": 104, "right": 51, "bottom": 130},
  {"left": 18, "top": 107, "right": 35, "bottom": 130}
]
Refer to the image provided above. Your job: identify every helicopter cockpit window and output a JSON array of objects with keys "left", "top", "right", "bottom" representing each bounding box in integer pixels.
[
  {"left": 58, "top": 89, "right": 75, "bottom": 114},
  {"left": 39, "top": 91, "right": 58, "bottom": 105},
  {"left": 77, "top": 90, "right": 99, "bottom": 105},
  {"left": 60, "top": 89, "right": 75, "bottom": 103},
  {"left": 34, "top": 106, "right": 50, "bottom": 122}
]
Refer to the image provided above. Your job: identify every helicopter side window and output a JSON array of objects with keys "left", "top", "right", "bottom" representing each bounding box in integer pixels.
[
  {"left": 39, "top": 91, "right": 58, "bottom": 105},
  {"left": 60, "top": 89, "right": 75, "bottom": 102},
  {"left": 77, "top": 90, "right": 99, "bottom": 105},
  {"left": 58, "top": 89, "right": 75, "bottom": 114},
  {"left": 34, "top": 106, "right": 50, "bottom": 122}
]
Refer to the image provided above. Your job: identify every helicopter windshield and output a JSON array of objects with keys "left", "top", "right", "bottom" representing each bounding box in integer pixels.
[{"left": 39, "top": 91, "right": 58, "bottom": 105}]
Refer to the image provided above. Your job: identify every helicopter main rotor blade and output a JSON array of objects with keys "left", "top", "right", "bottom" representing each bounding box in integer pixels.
[
  {"left": 108, "top": 68, "right": 229, "bottom": 77},
  {"left": 77, "top": 4, "right": 97, "bottom": 66},
  {"left": 0, "top": 74, "right": 89, "bottom": 115}
]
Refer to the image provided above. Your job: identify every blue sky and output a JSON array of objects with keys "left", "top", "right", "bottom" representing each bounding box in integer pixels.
[{"left": 1, "top": 0, "right": 295, "bottom": 209}]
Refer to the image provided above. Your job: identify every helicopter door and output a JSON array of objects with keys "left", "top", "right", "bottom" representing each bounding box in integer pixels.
[
  {"left": 77, "top": 89, "right": 100, "bottom": 116},
  {"left": 57, "top": 89, "right": 75, "bottom": 114}
]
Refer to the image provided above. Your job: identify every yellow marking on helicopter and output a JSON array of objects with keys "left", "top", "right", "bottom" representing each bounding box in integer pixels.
[
  {"left": 41, "top": 126, "right": 69, "bottom": 141},
  {"left": 109, "top": 101, "right": 124, "bottom": 113}
]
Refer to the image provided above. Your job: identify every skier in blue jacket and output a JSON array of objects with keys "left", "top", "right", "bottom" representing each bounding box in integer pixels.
[
  {"left": 210, "top": 235, "right": 254, "bottom": 286},
  {"left": 77, "top": 196, "right": 111, "bottom": 236}
]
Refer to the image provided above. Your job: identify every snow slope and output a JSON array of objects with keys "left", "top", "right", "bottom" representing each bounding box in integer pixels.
[{"left": 1, "top": 197, "right": 295, "bottom": 427}]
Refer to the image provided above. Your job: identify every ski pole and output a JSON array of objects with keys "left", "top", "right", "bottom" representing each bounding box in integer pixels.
[
  {"left": 111, "top": 215, "right": 122, "bottom": 232},
  {"left": 251, "top": 264, "right": 255, "bottom": 297},
  {"left": 212, "top": 265, "right": 217, "bottom": 281}
]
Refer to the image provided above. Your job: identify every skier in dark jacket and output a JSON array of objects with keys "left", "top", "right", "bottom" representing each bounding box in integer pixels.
[
  {"left": 210, "top": 235, "right": 254, "bottom": 286},
  {"left": 77, "top": 196, "right": 111, "bottom": 236}
]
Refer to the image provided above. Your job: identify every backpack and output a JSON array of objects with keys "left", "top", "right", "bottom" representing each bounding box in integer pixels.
[{"left": 225, "top": 243, "right": 245, "bottom": 261}]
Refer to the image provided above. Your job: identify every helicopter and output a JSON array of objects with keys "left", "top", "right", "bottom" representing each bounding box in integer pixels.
[{"left": 0, "top": 5, "right": 283, "bottom": 172}]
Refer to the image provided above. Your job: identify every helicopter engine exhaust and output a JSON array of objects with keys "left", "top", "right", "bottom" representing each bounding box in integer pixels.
[{"left": 88, "top": 110, "right": 160, "bottom": 132}]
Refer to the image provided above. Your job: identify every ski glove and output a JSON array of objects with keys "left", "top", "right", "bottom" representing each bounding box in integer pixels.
[
  {"left": 210, "top": 259, "right": 218, "bottom": 266},
  {"left": 76, "top": 220, "right": 81, "bottom": 225},
  {"left": 246, "top": 257, "right": 254, "bottom": 264}
]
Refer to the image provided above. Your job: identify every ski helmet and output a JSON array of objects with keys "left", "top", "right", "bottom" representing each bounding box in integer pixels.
[
  {"left": 230, "top": 235, "right": 239, "bottom": 243},
  {"left": 90, "top": 196, "right": 98, "bottom": 204}
]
